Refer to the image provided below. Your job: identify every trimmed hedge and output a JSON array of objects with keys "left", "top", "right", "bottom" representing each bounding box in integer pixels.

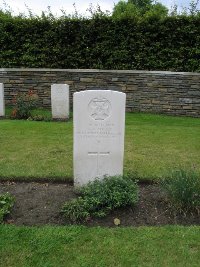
[{"left": 0, "top": 16, "right": 200, "bottom": 71}]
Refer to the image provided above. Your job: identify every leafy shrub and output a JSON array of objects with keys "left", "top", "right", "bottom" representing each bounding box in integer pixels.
[
  {"left": 28, "top": 115, "right": 45, "bottom": 121},
  {"left": 161, "top": 169, "right": 200, "bottom": 213},
  {"left": 62, "top": 176, "right": 138, "bottom": 223},
  {"left": 11, "top": 90, "right": 38, "bottom": 119},
  {"left": 0, "top": 15, "right": 200, "bottom": 72},
  {"left": 0, "top": 193, "right": 14, "bottom": 223}
]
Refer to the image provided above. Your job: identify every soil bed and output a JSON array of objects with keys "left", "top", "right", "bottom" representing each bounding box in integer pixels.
[{"left": 0, "top": 181, "right": 199, "bottom": 227}]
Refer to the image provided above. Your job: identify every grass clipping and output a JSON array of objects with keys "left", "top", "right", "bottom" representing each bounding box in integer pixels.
[{"left": 62, "top": 176, "right": 138, "bottom": 223}]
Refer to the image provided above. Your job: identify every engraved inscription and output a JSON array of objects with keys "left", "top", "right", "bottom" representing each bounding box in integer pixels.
[
  {"left": 88, "top": 97, "right": 111, "bottom": 120},
  {"left": 75, "top": 122, "right": 121, "bottom": 139},
  {"left": 88, "top": 152, "right": 110, "bottom": 156},
  {"left": 88, "top": 151, "right": 110, "bottom": 176}
]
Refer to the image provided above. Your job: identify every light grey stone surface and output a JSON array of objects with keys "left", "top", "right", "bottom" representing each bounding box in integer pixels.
[
  {"left": 73, "top": 90, "right": 126, "bottom": 186},
  {"left": 1, "top": 68, "right": 200, "bottom": 75},
  {"left": 0, "top": 83, "right": 5, "bottom": 117},
  {"left": 51, "top": 84, "right": 69, "bottom": 119}
]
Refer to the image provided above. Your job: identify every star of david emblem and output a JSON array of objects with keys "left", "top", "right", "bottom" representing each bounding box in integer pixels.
[{"left": 88, "top": 97, "right": 111, "bottom": 120}]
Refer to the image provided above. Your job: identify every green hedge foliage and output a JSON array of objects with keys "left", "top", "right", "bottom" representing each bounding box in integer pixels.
[{"left": 0, "top": 16, "right": 200, "bottom": 71}]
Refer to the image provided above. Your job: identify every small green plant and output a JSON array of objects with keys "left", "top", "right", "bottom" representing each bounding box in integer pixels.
[
  {"left": 28, "top": 115, "right": 45, "bottom": 121},
  {"left": 161, "top": 169, "right": 200, "bottom": 213},
  {"left": 62, "top": 176, "right": 138, "bottom": 223},
  {"left": 0, "top": 193, "right": 14, "bottom": 223},
  {"left": 11, "top": 90, "right": 38, "bottom": 119}
]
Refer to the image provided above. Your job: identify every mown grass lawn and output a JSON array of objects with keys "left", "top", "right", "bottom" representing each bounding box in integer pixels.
[
  {"left": 0, "top": 225, "right": 199, "bottom": 267},
  {"left": 1, "top": 111, "right": 200, "bottom": 267},
  {"left": 0, "top": 111, "right": 200, "bottom": 181},
  {"left": 125, "top": 113, "right": 200, "bottom": 179}
]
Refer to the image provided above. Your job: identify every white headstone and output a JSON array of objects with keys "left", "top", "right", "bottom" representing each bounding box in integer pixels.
[
  {"left": 0, "top": 83, "right": 5, "bottom": 117},
  {"left": 74, "top": 90, "right": 126, "bottom": 186},
  {"left": 51, "top": 84, "right": 69, "bottom": 119}
]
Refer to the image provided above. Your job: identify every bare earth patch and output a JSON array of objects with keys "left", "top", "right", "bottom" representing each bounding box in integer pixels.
[{"left": 0, "top": 182, "right": 199, "bottom": 227}]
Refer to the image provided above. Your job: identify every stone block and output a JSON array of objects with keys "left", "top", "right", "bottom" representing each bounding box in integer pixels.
[
  {"left": 0, "top": 83, "right": 5, "bottom": 117},
  {"left": 51, "top": 84, "right": 69, "bottom": 119},
  {"left": 73, "top": 90, "right": 126, "bottom": 186}
]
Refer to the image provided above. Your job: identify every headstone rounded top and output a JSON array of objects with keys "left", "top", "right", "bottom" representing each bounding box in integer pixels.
[
  {"left": 73, "top": 89, "right": 126, "bottom": 186},
  {"left": 51, "top": 84, "right": 69, "bottom": 119},
  {"left": 74, "top": 90, "right": 125, "bottom": 96}
]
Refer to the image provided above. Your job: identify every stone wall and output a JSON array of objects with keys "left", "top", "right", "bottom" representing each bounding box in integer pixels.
[{"left": 0, "top": 68, "right": 199, "bottom": 117}]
